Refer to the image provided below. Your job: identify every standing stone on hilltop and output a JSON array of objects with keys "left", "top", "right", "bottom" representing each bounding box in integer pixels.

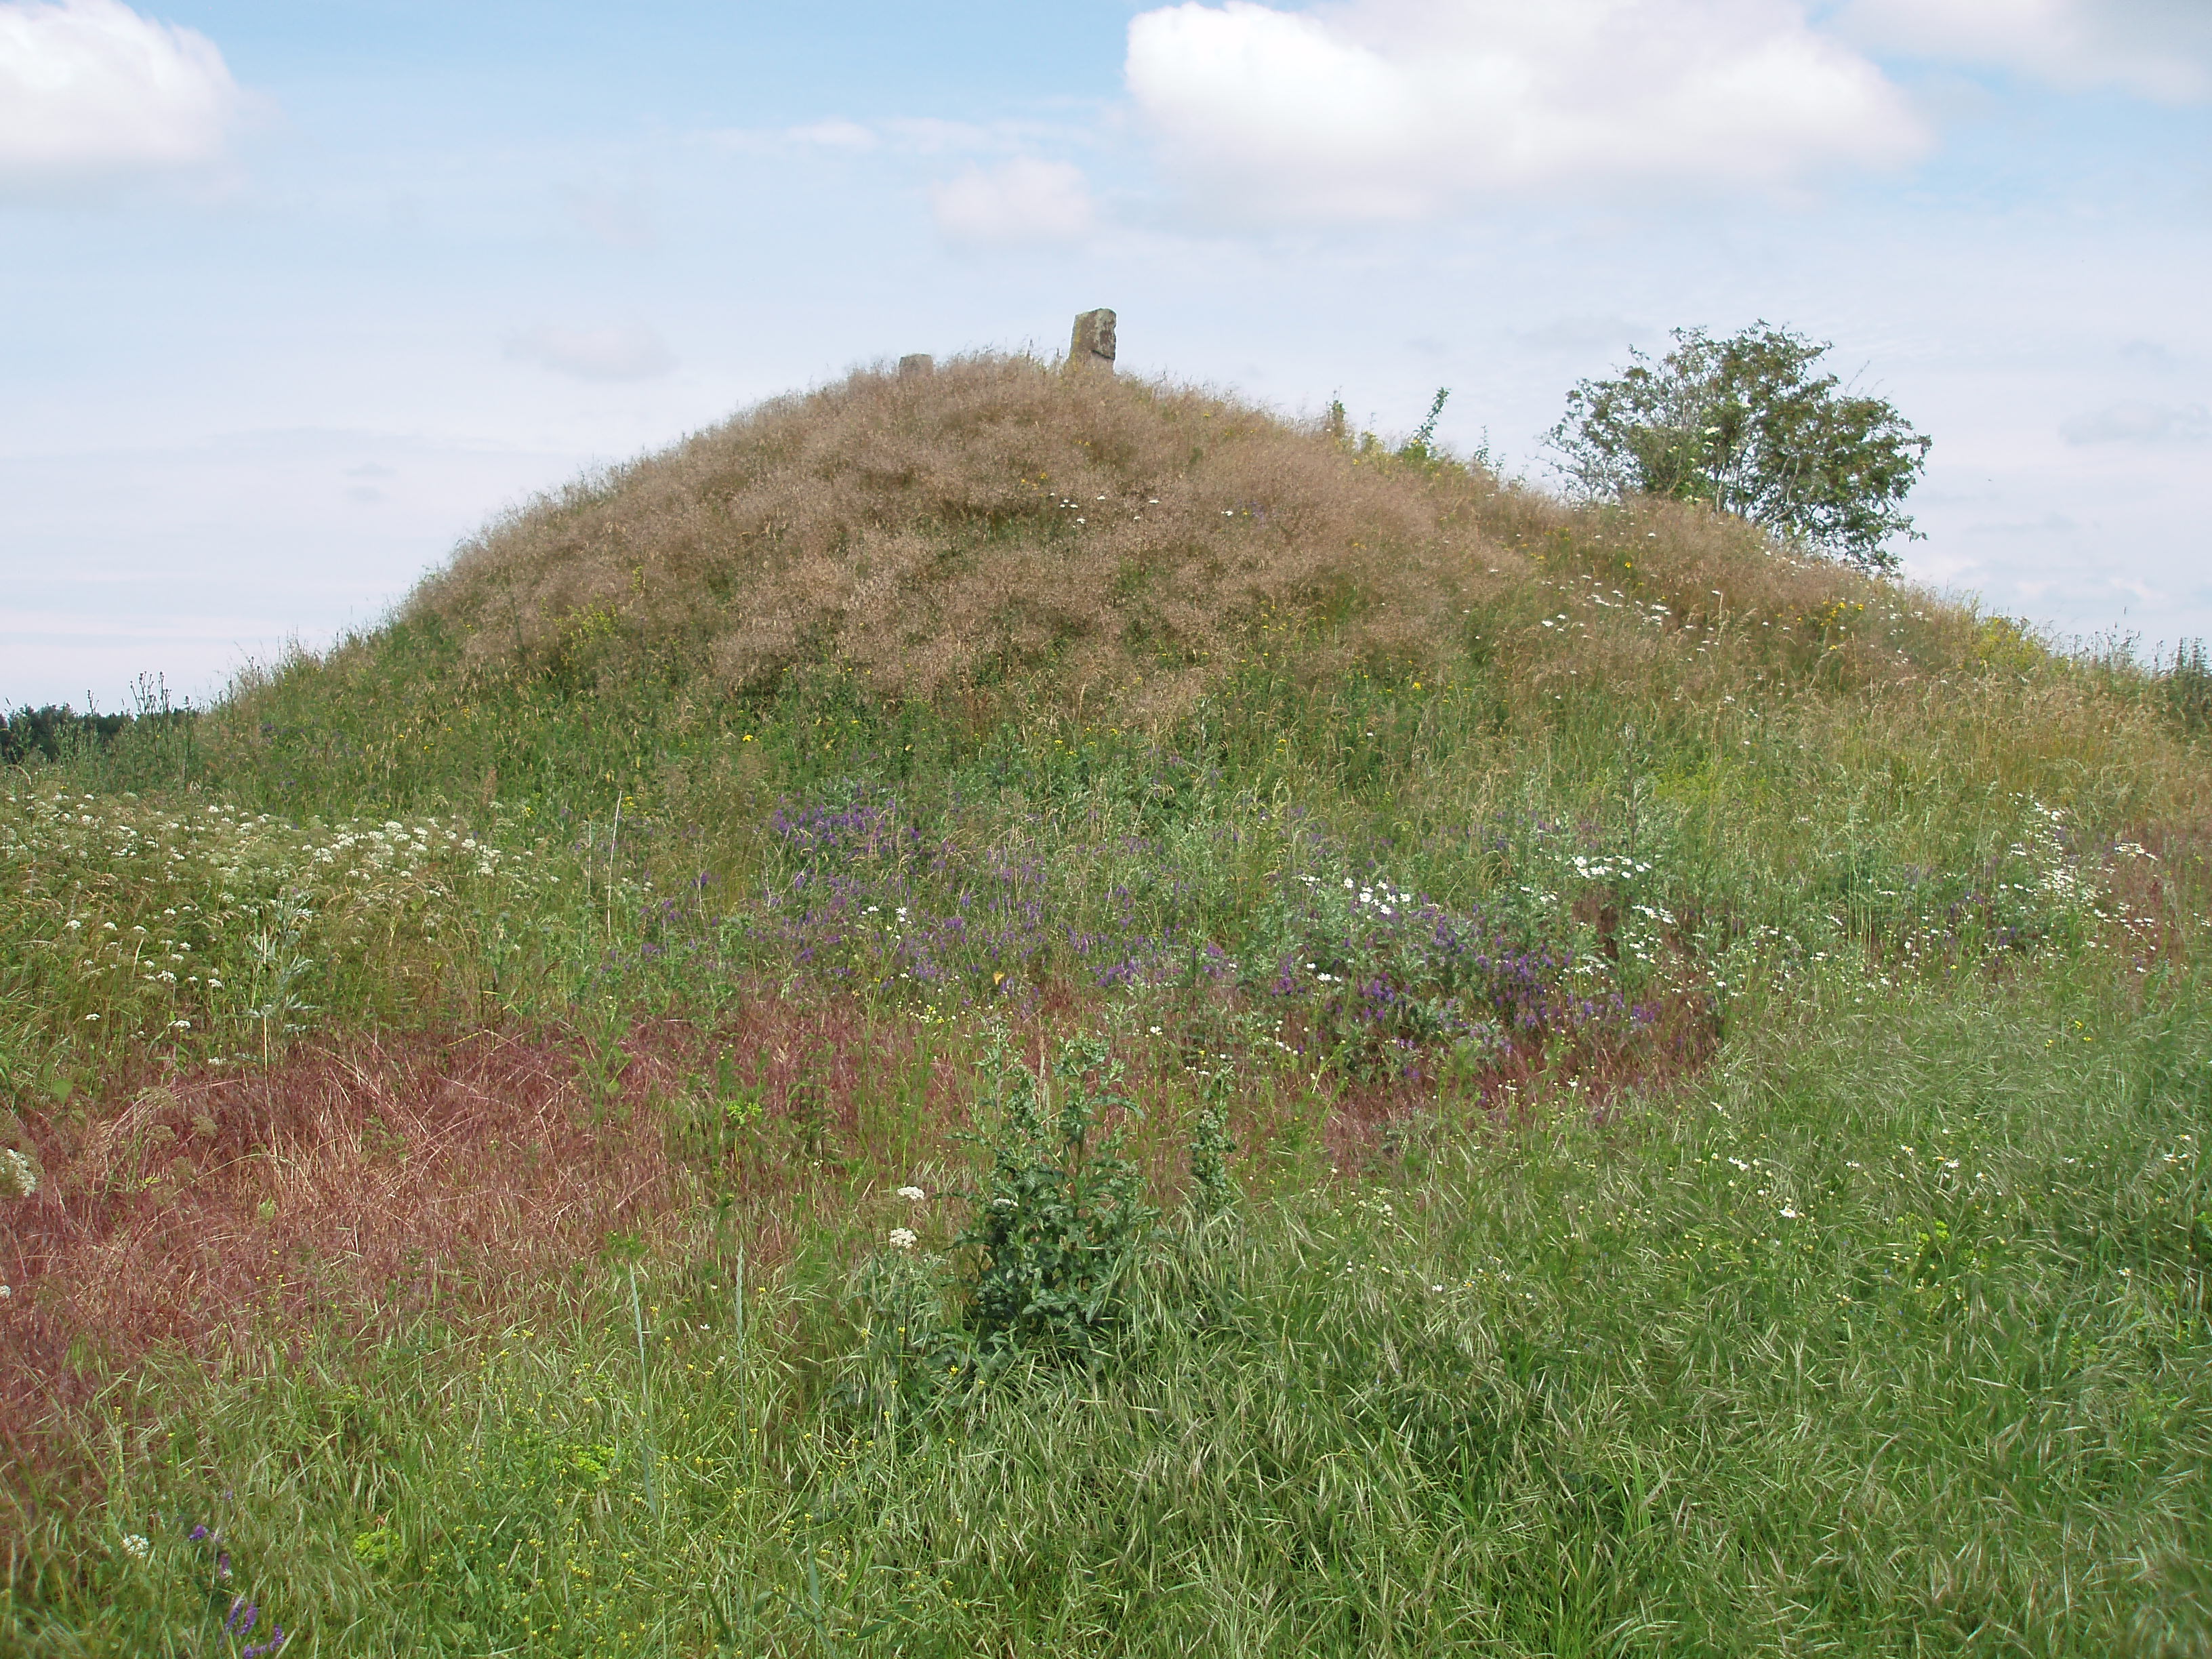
[
  {"left": 1069, "top": 309, "right": 1115, "bottom": 373},
  {"left": 899, "top": 354, "right": 934, "bottom": 377}
]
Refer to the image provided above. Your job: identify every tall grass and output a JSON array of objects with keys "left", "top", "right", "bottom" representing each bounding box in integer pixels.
[
  {"left": 4, "top": 357, "right": 2209, "bottom": 1654},
  {"left": 9, "top": 968, "right": 2207, "bottom": 1655}
]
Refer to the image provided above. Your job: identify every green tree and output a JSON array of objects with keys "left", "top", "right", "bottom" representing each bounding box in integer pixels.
[{"left": 1548, "top": 323, "right": 1932, "bottom": 571}]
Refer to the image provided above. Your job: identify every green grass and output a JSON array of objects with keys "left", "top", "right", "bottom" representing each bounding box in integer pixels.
[
  {"left": 10, "top": 968, "right": 2207, "bottom": 1656},
  {"left": 5, "top": 377, "right": 2211, "bottom": 1654}
]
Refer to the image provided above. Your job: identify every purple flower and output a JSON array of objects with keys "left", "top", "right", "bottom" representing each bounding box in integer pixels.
[
  {"left": 243, "top": 1629, "right": 288, "bottom": 1657},
  {"left": 226, "top": 1597, "right": 256, "bottom": 1635}
]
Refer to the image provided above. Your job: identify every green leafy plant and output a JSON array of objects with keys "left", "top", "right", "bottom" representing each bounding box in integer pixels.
[
  {"left": 783, "top": 1061, "right": 842, "bottom": 1170},
  {"left": 670, "top": 1048, "right": 764, "bottom": 1172},
  {"left": 1399, "top": 386, "right": 1451, "bottom": 462},
  {"left": 2163, "top": 638, "right": 2211, "bottom": 735},
  {"left": 840, "top": 1237, "right": 971, "bottom": 1414},
  {"left": 955, "top": 1032, "right": 1155, "bottom": 1356},
  {"left": 1549, "top": 323, "right": 1931, "bottom": 571},
  {"left": 1186, "top": 1066, "right": 1238, "bottom": 1221},
  {"left": 575, "top": 1006, "right": 632, "bottom": 1124},
  {"left": 243, "top": 891, "right": 319, "bottom": 1066}
]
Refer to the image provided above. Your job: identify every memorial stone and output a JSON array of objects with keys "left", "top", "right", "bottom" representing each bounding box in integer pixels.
[{"left": 1069, "top": 309, "right": 1116, "bottom": 373}]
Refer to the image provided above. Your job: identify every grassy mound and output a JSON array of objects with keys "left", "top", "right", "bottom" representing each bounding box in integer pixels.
[
  {"left": 397, "top": 352, "right": 1959, "bottom": 716},
  {"left": 4, "top": 354, "right": 2210, "bottom": 1655},
  {"left": 411, "top": 354, "right": 1471, "bottom": 710}
]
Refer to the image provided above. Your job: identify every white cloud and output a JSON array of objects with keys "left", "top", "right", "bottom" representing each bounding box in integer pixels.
[
  {"left": 701, "top": 118, "right": 886, "bottom": 157},
  {"left": 785, "top": 119, "right": 879, "bottom": 152},
  {"left": 504, "top": 323, "right": 676, "bottom": 382},
  {"left": 1842, "top": 0, "right": 2212, "bottom": 103},
  {"left": 2118, "top": 338, "right": 2178, "bottom": 367},
  {"left": 0, "top": 0, "right": 246, "bottom": 192},
  {"left": 882, "top": 119, "right": 1003, "bottom": 156},
  {"left": 699, "top": 116, "right": 1077, "bottom": 168},
  {"left": 2060, "top": 401, "right": 2208, "bottom": 445},
  {"left": 1124, "top": 0, "right": 1928, "bottom": 222},
  {"left": 929, "top": 157, "right": 1097, "bottom": 246}
]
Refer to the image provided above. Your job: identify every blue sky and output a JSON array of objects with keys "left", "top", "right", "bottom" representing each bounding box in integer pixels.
[{"left": 4, "top": 0, "right": 2207, "bottom": 710}]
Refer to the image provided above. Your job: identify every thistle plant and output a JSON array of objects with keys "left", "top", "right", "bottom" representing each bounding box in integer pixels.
[
  {"left": 1187, "top": 1065, "right": 1237, "bottom": 1221},
  {"left": 955, "top": 1033, "right": 1154, "bottom": 1357},
  {"left": 244, "top": 890, "right": 317, "bottom": 1067}
]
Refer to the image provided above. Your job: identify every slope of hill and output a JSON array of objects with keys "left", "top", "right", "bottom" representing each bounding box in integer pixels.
[{"left": 3, "top": 355, "right": 2209, "bottom": 1656}]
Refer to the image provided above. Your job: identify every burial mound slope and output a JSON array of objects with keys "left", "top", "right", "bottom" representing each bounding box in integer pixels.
[{"left": 405, "top": 352, "right": 1930, "bottom": 716}]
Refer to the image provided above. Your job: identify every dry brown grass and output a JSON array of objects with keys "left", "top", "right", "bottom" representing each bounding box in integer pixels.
[
  {"left": 411, "top": 354, "right": 1524, "bottom": 713},
  {"left": 405, "top": 351, "right": 1988, "bottom": 727}
]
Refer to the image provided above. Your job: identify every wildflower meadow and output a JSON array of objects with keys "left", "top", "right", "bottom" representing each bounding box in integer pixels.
[{"left": 3, "top": 358, "right": 2209, "bottom": 1656}]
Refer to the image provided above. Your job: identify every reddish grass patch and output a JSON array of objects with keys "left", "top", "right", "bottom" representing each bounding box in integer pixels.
[
  {"left": 0, "top": 996, "right": 987, "bottom": 1485},
  {"left": 2113, "top": 815, "right": 2212, "bottom": 968},
  {"left": 1303, "top": 984, "right": 1723, "bottom": 1170},
  {"left": 2, "top": 1029, "right": 675, "bottom": 1466},
  {"left": 1, "top": 981, "right": 1721, "bottom": 1497}
]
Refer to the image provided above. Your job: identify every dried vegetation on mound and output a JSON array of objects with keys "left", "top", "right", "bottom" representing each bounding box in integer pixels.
[
  {"left": 403, "top": 353, "right": 1982, "bottom": 722},
  {"left": 411, "top": 355, "right": 1461, "bottom": 710}
]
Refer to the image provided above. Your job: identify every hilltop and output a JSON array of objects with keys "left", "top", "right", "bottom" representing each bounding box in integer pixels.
[
  {"left": 151, "top": 348, "right": 2052, "bottom": 832},
  {"left": 362, "top": 351, "right": 1946, "bottom": 713}
]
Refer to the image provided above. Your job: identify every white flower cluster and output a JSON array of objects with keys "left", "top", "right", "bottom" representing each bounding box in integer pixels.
[
  {"left": 3, "top": 783, "right": 556, "bottom": 1049},
  {"left": 1569, "top": 853, "right": 1654, "bottom": 882},
  {"left": 1, "top": 789, "right": 537, "bottom": 908},
  {"left": 1999, "top": 798, "right": 2139, "bottom": 948},
  {"left": 1296, "top": 872, "right": 1413, "bottom": 920},
  {"left": 0, "top": 1147, "right": 36, "bottom": 1199},
  {"left": 1345, "top": 876, "right": 1409, "bottom": 919}
]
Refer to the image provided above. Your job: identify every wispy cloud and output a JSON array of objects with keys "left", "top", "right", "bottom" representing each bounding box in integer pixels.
[
  {"left": 783, "top": 118, "right": 879, "bottom": 152},
  {"left": 700, "top": 117, "right": 885, "bottom": 157},
  {"left": 558, "top": 180, "right": 655, "bottom": 249},
  {"left": 0, "top": 0, "right": 251, "bottom": 194},
  {"left": 930, "top": 157, "right": 1097, "bottom": 246},
  {"left": 1843, "top": 0, "right": 2212, "bottom": 104},
  {"left": 2060, "top": 401, "right": 2208, "bottom": 445},
  {"left": 700, "top": 115, "right": 1070, "bottom": 161},
  {"left": 504, "top": 323, "right": 676, "bottom": 382},
  {"left": 1124, "top": 0, "right": 1927, "bottom": 224}
]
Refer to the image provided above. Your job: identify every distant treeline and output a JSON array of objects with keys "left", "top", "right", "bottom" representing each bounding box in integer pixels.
[{"left": 0, "top": 703, "right": 197, "bottom": 768}]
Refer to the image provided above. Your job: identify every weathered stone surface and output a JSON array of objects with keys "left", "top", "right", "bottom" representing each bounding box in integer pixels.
[
  {"left": 898, "top": 354, "right": 934, "bottom": 377},
  {"left": 1069, "top": 308, "right": 1116, "bottom": 373}
]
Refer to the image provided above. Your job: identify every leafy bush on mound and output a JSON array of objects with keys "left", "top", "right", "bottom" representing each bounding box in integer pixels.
[
  {"left": 955, "top": 1033, "right": 1155, "bottom": 1355},
  {"left": 837, "top": 1033, "right": 1160, "bottom": 1412},
  {"left": 1550, "top": 323, "right": 1931, "bottom": 571}
]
